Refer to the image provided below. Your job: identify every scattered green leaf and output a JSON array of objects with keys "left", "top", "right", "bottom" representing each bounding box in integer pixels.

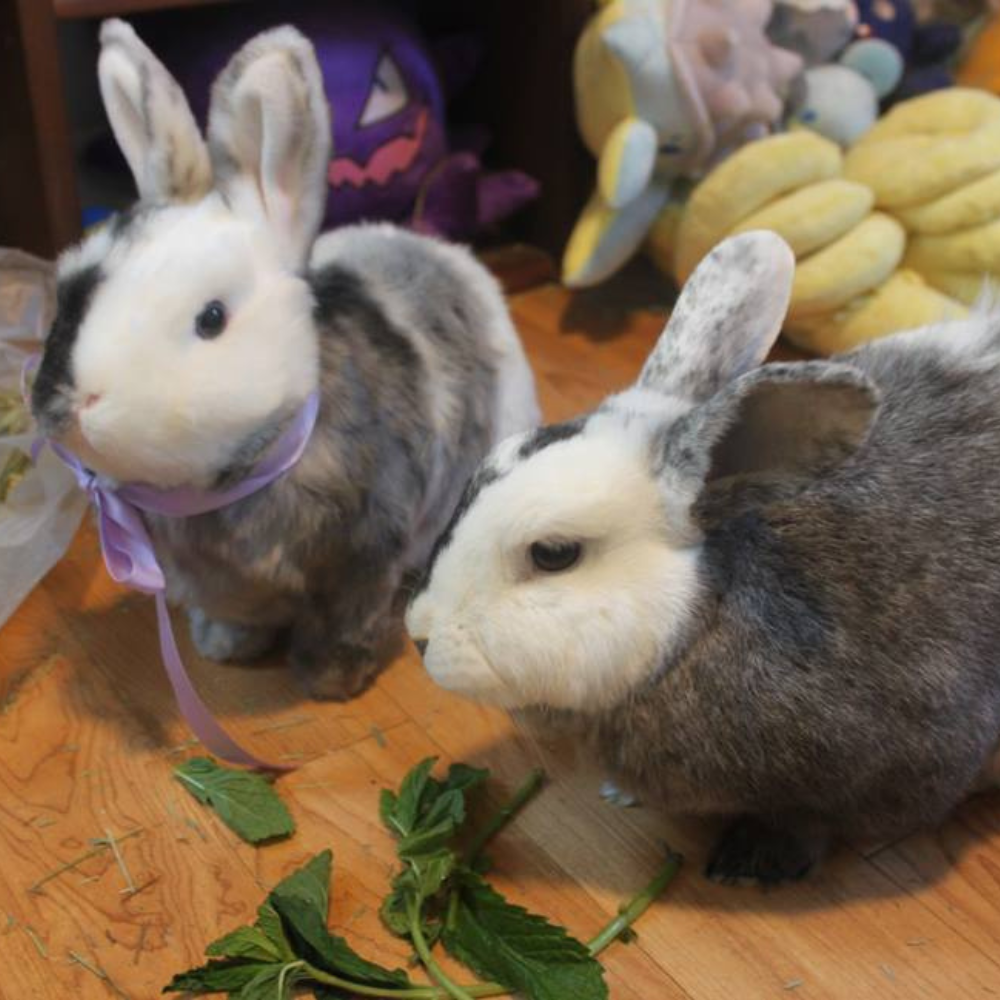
[
  {"left": 269, "top": 854, "right": 408, "bottom": 989},
  {"left": 443, "top": 873, "right": 606, "bottom": 1000},
  {"left": 174, "top": 757, "right": 295, "bottom": 844}
]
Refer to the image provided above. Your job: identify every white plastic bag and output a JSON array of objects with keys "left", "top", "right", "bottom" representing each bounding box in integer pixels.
[{"left": 0, "top": 250, "right": 87, "bottom": 629}]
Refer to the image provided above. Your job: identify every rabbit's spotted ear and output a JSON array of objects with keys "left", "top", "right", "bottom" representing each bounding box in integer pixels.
[
  {"left": 663, "top": 361, "right": 879, "bottom": 492},
  {"left": 98, "top": 19, "right": 211, "bottom": 203},
  {"left": 639, "top": 231, "right": 795, "bottom": 402},
  {"left": 207, "top": 27, "right": 330, "bottom": 270}
]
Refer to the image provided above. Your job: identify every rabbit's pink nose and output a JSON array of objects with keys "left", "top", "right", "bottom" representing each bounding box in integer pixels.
[{"left": 80, "top": 393, "right": 102, "bottom": 411}]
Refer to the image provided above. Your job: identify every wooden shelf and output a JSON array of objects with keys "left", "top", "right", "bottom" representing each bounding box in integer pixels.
[{"left": 55, "top": 0, "right": 240, "bottom": 19}]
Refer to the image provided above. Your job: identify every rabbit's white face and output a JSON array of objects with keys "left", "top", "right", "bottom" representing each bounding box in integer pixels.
[
  {"left": 410, "top": 230, "right": 807, "bottom": 713},
  {"left": 406, "top": 403, "right": 704, "bottom": 711},
  {"left": 32, "top": 19, "right": 331, "bottom": 488},
  {"left": 43, "top": 197, "right": 317, "bottom": 486}
]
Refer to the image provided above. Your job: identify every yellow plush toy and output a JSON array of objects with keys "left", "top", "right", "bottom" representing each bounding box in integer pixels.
[
  {"left": 845, "top": 88, "right": 1000, "bottom": 306},
  {"left": 668, "top": 128, "right": 969, "bottom": 354}
]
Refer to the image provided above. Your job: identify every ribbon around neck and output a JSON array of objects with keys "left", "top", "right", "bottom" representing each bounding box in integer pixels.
[{"left": 26, "top": 356, "right": 320, "bottom": 772}]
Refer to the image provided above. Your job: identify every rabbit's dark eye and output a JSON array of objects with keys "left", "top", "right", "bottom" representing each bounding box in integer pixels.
[
  {"left": 195, "top": 300, "right": 227, "bottom": 339},
  {"left": 530, "top": 541, "right": 582, "bottom": 573}
]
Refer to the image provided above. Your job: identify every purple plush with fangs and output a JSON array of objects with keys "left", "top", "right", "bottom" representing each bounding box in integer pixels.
[{"left": 146, "top": 0, "right": 539, "bottom": 239}]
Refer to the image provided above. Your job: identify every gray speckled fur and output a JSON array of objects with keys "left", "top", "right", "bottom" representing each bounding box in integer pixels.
[
  {"left": 592, "top": 329, "right": 1000, "bottom": 879},
  {"left": 147, "top": 230, "right": 514, "bottom": 698}
]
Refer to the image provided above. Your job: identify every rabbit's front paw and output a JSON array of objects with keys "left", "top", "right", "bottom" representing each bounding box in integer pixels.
[
  {"left": 291, "top": 642, "right": 383, "bottom": 701},
  {"left": 705, "top": 816, "right": 828, "bottom": 886},
  {"left": 189, "top": 609, "right": 277, "bottom": 662}
]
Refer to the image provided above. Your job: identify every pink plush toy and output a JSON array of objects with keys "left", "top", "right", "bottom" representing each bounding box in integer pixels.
[{"left": 676, "top": 0, "right": 803, "bottom": 161}]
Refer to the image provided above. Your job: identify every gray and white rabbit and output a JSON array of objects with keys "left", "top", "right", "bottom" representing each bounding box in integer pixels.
[
  {"left": 407, "top": 229, "right": 1000, "bottom": 884},
  {"left": 30, "top": 20, "right": 538, "bottom": 699}
]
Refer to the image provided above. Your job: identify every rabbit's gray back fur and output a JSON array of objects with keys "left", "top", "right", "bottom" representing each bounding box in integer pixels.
[{"left": 595, "top": 328, "right": 1000, "bottom": 842}]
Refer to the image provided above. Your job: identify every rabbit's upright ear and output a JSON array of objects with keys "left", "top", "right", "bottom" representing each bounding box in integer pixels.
[
  {"left": 98, "top": 19, "right": 211, "bottom": 202},
  {"left": 662, "top": 361, "right": 879, "bottom": 493},
  {"left": 207, "top": 27, "right": 330, "bottom": 270},
  {"left": 639, "top": 231, "right": 795, "bottom": 402}
]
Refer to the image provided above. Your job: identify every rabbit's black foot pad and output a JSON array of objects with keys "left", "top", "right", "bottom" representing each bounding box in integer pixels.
[{"left": 706, "top": 817, "right": 824, "bottom": 886}]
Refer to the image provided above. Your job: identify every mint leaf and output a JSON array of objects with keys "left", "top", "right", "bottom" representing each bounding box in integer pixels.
[
  {"left": 411, "top": 851, "right": 454, "bottom": 900},
  {"left": 379, "top": 788, "right": 399, "bottom": 830},
  {"left": 382, "top": 758, "right": 489, "bottom": 843},
  {"left": 379, "top": 885, "right": 411, "bottom": 938},
  {"left": 398, "top": 818, "right": 460, "bottom": 861},
  {"left": 271, "top": 893, "right": 409, "bottom": 988},
  {"left": 205, "top": 926, "right": 281, "bottom": 963},
  {"left": 443, "top": 763, "right": 490, "bottom": 795},
  {"left": 389, "top": 757, "right": 438, "bottom": 836},
  {"left": 163, "top": 958, "right": 278, "bottom": 993},
  {"left": 255, "top": 902, "right": 295, "bottom": 962},
  {"left": 270, "top": 850, "right": 332, "bottom": 915},
  {"left": 174, "top": 757, "right": 294, "bottom": 844},
  {"left": 443, "top": 874, "right": 607, "bottom": 1000},
  {"left": 236, "top": 962, "right": 305, "bottom": 999},
  {"left": 420, "top": 788, "right": 465, "bottom": 830},
  {"left": 269, "top": 851, "right": 410, "bottom": 989}
]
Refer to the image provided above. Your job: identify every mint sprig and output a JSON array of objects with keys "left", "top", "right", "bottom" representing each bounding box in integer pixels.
[{"left": 164, "top": 760, "right": 682, "bottom": 999}]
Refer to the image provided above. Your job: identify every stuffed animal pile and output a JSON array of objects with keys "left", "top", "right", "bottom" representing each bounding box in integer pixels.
[{"left": 566, "top": 0, "right": 1000, "bottom": 355}]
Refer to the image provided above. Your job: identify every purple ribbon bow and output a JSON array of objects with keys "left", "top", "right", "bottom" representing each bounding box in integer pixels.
[{"left": 24, "top": 356, "right": 319, "bottom": 770}]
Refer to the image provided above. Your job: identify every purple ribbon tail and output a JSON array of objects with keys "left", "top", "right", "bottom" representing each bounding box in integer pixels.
[{"left": 155, "top": 593, "right": 292, "bottom": 772}]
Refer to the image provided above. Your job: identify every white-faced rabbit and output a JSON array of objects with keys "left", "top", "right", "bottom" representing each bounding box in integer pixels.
[
  {"left": 407, "top": 229, "right": 1000, "bottom": 884},
  {"left": 31, "top": 20, "right": 539, "bottom": 700}
]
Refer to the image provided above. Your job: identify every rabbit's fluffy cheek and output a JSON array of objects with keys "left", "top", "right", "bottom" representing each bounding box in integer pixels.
[{"left": 469, "top": 548, "right": 701, "bottom": 711}]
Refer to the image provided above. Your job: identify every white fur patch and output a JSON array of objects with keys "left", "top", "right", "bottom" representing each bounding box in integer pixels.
[
  {"left": 68, "top": 196, "right": 318, "bottom": 487},
  {"left": 407, "top": 421, "right": 703, "bottom": 711}
]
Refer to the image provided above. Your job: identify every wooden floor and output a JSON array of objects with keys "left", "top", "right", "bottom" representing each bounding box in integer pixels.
[{"left": 2, "top": 268, "right": 1000, "bottom": 1000}]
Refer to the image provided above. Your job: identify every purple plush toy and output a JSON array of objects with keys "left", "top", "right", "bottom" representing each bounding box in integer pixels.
[{"left": 146, "top": 0, "right": 538, "bottom": 240}]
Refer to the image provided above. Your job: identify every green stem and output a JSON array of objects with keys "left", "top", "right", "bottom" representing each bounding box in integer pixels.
[
  {"left": 301, "top": 962, "right": 507, "bottom": 999},
  {"left": 586, "top": 850, "right": 683, "bottom": 957},
  {"left": 278, "top": 960, "right": 307, "bottom": 995},
  {"left": 464, "top": 768, "right": 546, "bottom": 865},
  {"left": 407, "top": 897, "right": 479, "bottom": 1000}
]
